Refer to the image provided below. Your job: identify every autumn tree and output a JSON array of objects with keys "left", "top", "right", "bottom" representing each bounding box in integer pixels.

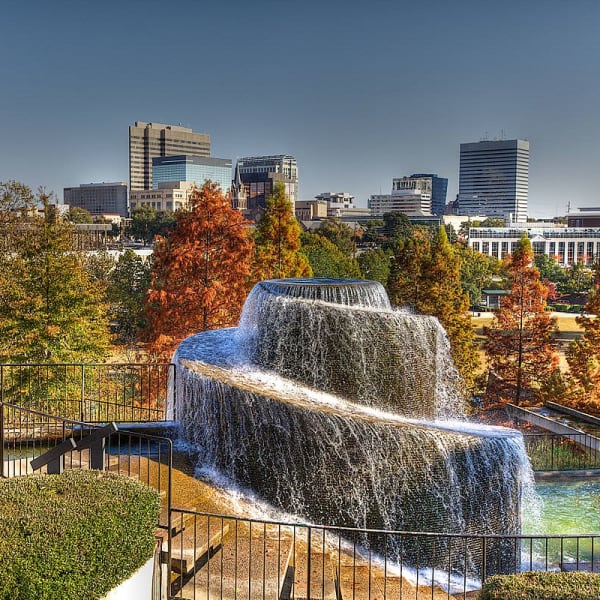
[
  {"left": 484, "top": 236, "right": 559, "bottom": 405},
  {"left": 565, "top": 261, "right": 600, "bottom": 411},
  {"left": 253, "top": 182, "right": 312, "bottom": 280},
  {"left": 145, "top": 182, "right": 254, "bottom": 360},
  {"left": 300, "top": 233, "right": 360, "bottom": 279},
  {"left": 0, "top": 188, "right": 111, "bottom": 363},
  {"left": 421, "top": 227, "right": 480, "bottom": 390}
]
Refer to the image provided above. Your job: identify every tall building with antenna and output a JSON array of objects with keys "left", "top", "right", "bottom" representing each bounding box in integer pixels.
[{"left": 457, "top": 139, "right": 529, "bottom": 223}]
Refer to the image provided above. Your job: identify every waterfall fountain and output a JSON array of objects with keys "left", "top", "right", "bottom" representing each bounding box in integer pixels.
[{"left": 172, "top": 278, "right": 534, "bottom": 577}]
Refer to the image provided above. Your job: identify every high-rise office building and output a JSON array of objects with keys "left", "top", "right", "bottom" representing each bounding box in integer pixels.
[
  {"left": 458, "top": 139, "right": 529, "bottom": 223},
  {"left": 152, "top": 155, "right": 232, "bottom": 193},
  {"left": 129, "top": 121, "right": 210, "bottom": 191},
  {"left": 63, "top": 182, "right": 128, "bottom": 217},
  {"left": 235, "top": 155, "right": 298, "bottom": 217}
]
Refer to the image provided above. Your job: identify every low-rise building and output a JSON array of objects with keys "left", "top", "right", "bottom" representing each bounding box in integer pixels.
[
  {"left": 63, "top": 182, "right": 128, "bottom": 218},
  {"left": 468, "top": 226, "right": 600, "bottom": 266},
  {"left": 295, "top": 200, "right": 328, "bottom": 221},
  {"left": 129, "top": 182, "right": 195, "bottom": 213}
]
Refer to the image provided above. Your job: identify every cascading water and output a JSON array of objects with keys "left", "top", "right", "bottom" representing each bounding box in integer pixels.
[{"left": 172, "top": 278, "right": 535, "bottom": 577}]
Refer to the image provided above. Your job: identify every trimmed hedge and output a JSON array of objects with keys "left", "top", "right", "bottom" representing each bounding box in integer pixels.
[
  {"left": 0, "top": 470, "right": 161, "bottom": 600},
  {"left": 480, "top": 571, "right": 600, "bottom": 599}
]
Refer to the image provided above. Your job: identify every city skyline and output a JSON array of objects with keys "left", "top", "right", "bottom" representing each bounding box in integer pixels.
[{"left": 1, "top": 1, "right": 599, "bottom": 218}]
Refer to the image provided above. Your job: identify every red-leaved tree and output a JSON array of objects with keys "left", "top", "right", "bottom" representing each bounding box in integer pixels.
[
  {"left": 144, "top": 182, "right": 254, "bottom": 360},
  {"left": 483, "top": 236, "right": 559, "bottom": 405}
]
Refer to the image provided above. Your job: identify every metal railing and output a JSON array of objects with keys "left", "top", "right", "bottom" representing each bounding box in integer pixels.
[
  {"left": 167, "top": 511, "right": 600, "bottom": 600},
  {"left": 0, "top": 363, "right": 174, "bottom": 423},
  {"left": 4, "top": 365, "right": 600, "bottom": 598},
  {"left": 523, "top": 432, "right": 600, "bottom": 471},
  {"left": 0, "top": 401, "right": 173, "bottom": 526}
]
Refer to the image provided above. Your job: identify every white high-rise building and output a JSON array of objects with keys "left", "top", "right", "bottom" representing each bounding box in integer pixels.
[{"left": 458, "top": 139, "right": 529, "bottom": 223}]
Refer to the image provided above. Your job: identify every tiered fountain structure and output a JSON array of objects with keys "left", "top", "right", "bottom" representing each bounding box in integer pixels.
[{"left": 172, "top": 278, "right": 533, "bottom": 576}]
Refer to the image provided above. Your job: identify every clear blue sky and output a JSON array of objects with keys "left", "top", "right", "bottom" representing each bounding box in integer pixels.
[{"left": 1, "top": 0, "right": 599, "bottom": 218}]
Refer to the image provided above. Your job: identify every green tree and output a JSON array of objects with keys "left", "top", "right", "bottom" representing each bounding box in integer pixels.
[
  {"left": 253, "top": 182, "right": 312, "bottom": 280},
  {"left": 108, "top": 250, "right": 151, "bottom": 344},
  {"left": 0, "top": 191, "right": 111, "bottom": 363},
  {"left": 534, "top": 254, "right": 565, "bottom": 285},
  {"left": 300, "top": 233, "right": 360, "bottom": 278},
  {"left": 362, "top": 219, "right": 384, "bottom": 245},
  {"left": 458, "top": 245, "right": 498, "bottom": 307},
  {"left": 484, "top": 236, "right": 559, "bottom": 405},
  {"left": 84, "top": 249, "right": 116, "bottom": 290},
  {"left": 145, "top": 182, "right": 254, "bottom": 360},
  {"left": 387, "top": 234, "right": 431, "bottom": 309},
  {"left": 67, "top": 206, "right": 93, "bottom": 223},
  {"left": 480, "top": 217, "right": 506, "bottom": 228},
  {"left": 382, "top": 212, "right": 413, "bottom": 248},
  {"left": 315, "top": 218, "right": 356, "bottom": 258},
  {"left": 129, "top": 207, "right": 176, "bottom": 246},
  {"left": 358, "top": 248, "right": 391, "bottom": 286},
  {"left": 562, "top": 262, "right": 594, "bottom": 295}
]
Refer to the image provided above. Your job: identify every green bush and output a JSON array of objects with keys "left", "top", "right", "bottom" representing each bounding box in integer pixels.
[
  {"left": 0, "top": 470, "right": 161, "bottom": 599},
  {"left": 480, "top": 571, "right": 600, "bottom": 599}
]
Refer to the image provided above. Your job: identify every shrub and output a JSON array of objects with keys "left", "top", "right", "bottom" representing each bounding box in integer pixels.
[
  {"left": 480, "top": 571, "right": 600, "bottom": 599},
  {"left": 0, "top": 470, "right": 160, "bottom": 599}
]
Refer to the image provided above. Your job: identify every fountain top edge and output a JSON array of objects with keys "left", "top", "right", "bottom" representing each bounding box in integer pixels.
[
  {"left": 256, "top": 278, "right": 391, "bottom": 308},
  {"left": 261, "top": 278, "right": 371, "bottom": 287}
]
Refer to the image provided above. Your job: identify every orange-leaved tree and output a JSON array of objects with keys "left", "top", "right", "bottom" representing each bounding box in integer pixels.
[
  {"left": 253, "top": 182, "right": 312, "bottom": 280},
  {"left": 145, "top": 181, "right": 254, "bottom": 360},
  {"left": 483, "top": 235, "right": 559, "bottom": 405},
  {"left": 565, "top": 260, "right": 600, "bottom": 411}
]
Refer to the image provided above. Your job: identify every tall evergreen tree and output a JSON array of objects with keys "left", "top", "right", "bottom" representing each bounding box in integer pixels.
[
  {"left": 253, "top": 182, "right": 312, "bottom": 280},
  {"left": 0, "top": 191, "right": 111, "bottom": 363},
  {"left": 387, "top": 227, "right": 479, "bottom": 390},
  {"left": 387, "top": 235, "right": 430, "bottom": 309},
  {"left": 108, "top": 249, "right": 151, "bottom": 344},
  {"left": 145, "top": 182, "right": 253, "bottom": 360},
  {"left": 421, "top": 227, "right": 480, "bottom": 390},
  {"left": 484, "top": 236, "right": 559, "bottom": 405}
]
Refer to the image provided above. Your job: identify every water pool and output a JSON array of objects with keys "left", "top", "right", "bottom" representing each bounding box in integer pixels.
[{"left": 525, "top": 480, "right": 600, "bottom": 535}]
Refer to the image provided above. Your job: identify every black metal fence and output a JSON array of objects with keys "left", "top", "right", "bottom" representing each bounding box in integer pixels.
[
  {"left": 0, "top": 363, "right": 173, "bottom": 423},
  {"left": 523, "top": 432, "right": 600, "bottom": 471},
  {"left": 0, "top": 401, "right": 173, "bottom": 527},
  {"left": 168, "top": 511, "right": 600, "bottom": 600}
]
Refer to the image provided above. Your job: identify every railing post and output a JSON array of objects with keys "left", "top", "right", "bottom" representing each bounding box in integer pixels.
[
  {"left": 80, "top": 364, "right": 85, "bottom": 423},
  {"left": 307, "top": 525, "right": 312, "bottom": 598},
  {"left": 481, "top": 536, "right": 487, "bottom": 584},
  {"left": 171, "top": 363, "right": 176, "bottom": 422},
  {"left": 0, "top": 366, "right": 4, "bottom": 478}
]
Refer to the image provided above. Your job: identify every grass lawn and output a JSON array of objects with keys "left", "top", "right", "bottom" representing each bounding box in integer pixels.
[{"left": 471, "top": 312, "right": 585, "bottom": 373}]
